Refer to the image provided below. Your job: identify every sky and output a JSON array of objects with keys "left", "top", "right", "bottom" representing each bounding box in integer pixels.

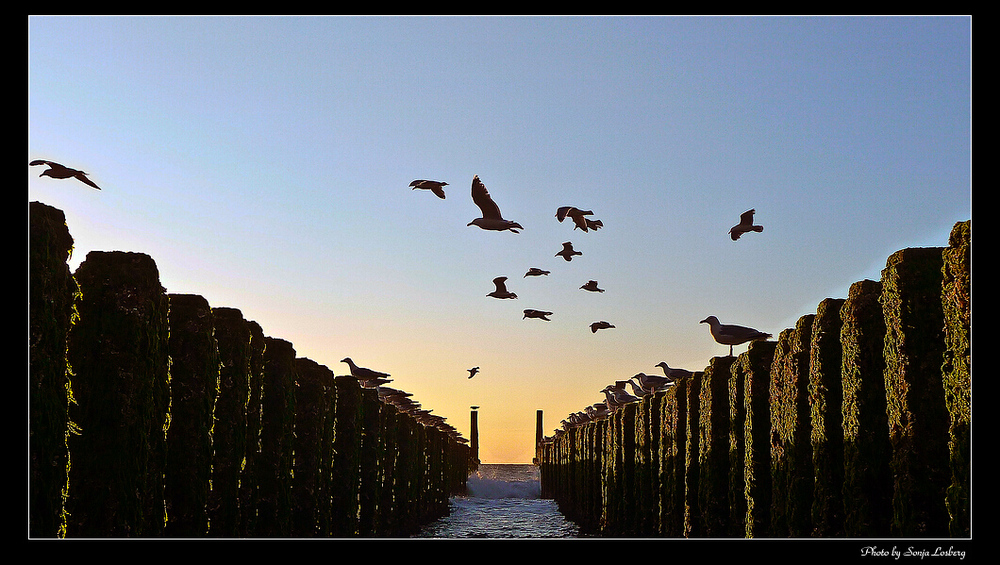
[{"left": 28, "top": 16, "right": 971, "bottom": 464}]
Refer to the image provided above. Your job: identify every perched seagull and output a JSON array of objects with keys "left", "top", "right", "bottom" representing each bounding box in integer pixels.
[
  {"left": 700, "top": 315, "right": 772, "bottom": 356},
  {"left": 580, "top": 280, "right": 605, "bottom": 293},
  {"left": 655, "top": 362, "right": 693, "bottom": 380},
  {"left": 467, "top": 175, "right": 523, "bottom": 233},
  {"left": 467, "top": 367, "right": 480, "bottom": 379},
  {"left": 626, "top": 379, "right": 650, "bottom": 398},
  {"left": 523, "top": 309, "right": 553, "bottom": 321},
  {"left": 524, "top": 267, "right": 550, "bottom": 277},
  {"left": 729, "top": 209, "right": 764, "bottom": 241},
  {"left": 30, "top": 160, "right": 101, "bottom": 190},
  {"left": 341, "top": 357, "right": 391, "bottom": 382},
  {"left": 409, "top": 179, "right": 448, "bottom": 199},
  {"left": 590, "top": 321, "right": 615, "bottom": 333},
  {"left": 633, "top": 372, "right": 674, "bottom": 393},
  {"left": 555, "top": 241, "right": 582, "bottom": 262},
  {"left": 487, "top": 276, "right": 518, "bottom": 299}
]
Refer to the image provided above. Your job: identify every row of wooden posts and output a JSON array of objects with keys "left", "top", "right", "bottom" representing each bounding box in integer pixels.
[
  {"left": 537, "top": 220, "right": 971, "bottom": 538},
  {"left": 29, "top": 201, "right": 473, "bottom": 538}
]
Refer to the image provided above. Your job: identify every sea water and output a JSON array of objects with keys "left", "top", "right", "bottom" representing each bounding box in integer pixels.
[{"left": 411, "top": 464, "right": 581, "bottom": 538}]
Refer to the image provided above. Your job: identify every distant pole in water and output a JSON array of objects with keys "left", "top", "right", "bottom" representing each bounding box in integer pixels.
[
  {"left": 534, "top": 410, "right": 543, "bottom": 465},
  {"left": 470, "top": 406, "right": 480, "bottom": 470}
]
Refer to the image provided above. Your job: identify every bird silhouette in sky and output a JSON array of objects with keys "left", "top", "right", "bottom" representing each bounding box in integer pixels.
[
  {"left": 580, "top": 280, "right": 605, "bottom": 293},
  {"left": 30, "top": 159, "right": 101, "bottom": 190},
  {"left": 555, "top": 241, "right": 582, "bottom": 261},
  {"left": 410, "top": 179, "right": 448, "bottom": 199},
  {"left": 556, "top": 206, "right": 603, "bottom": 232},
  {"left": 467, "top": 175, "right": 523, "bottom": 233},
  {"left": 590, "top": 321, "right": 615, "bottom": 333},
  {"left": 729, "top": 209, "right": 763, "bottom": 240},
  {"left": 487, "top": 276, "right": 518, "bottom": 299},
  {"left": 523, "top": 309, "right": 553, "bottom": 321},
  {"left": 524, "top": 267, "right": 550, "bottom": 277},
  {"left": 467, "top": 367, "right": 480, "bottom": 379}
]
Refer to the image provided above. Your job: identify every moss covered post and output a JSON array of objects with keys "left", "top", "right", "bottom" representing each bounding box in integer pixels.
[
  {"left": 740, "top": 340, "right": 777, "bottom": 538},
  {"left": 881, "top": 247, "right": 950, "bottom": 537},
  {"left": 769, "top": 315, "right": 814, "bottom": 537},
  {"left": 238, "top": 319, "right": 266, "bottom": 537},
  {"left": 29, "top": 202, "right": 79, "bottom": 538},
  {"left": 658, "top": 376, "right": 688, "bottom": 537},
  {"left": 164, "top": 294, "right": 219, "bottom": 537},
  {"left": 941, "top": 221, "right": 970, "bottom": 537},
  {"left": 808, "top": 298, "right": 846, "bottom": 537},
  {"left": 255, "top": 337, "right": 297, "bottom": 537},
  {"left": 66, "top": 251, "right": 170, "bottom": 537},
  {"left": 699, "top": 356, "right": 736, "bottom": 537},
  {"left": 292, "top": 358, "right": 334, "bottom": 536},
  {"left": 682, "top": 371, "right": 702, "bottom": 538},
  {"left": 207, "top": 307, "right": 252, "bottom": 536}
]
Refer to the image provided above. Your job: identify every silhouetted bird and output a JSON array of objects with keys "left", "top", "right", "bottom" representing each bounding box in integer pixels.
[
  {"left": 523, "top": 309, "right": 553, "bottom": 321},
  {"left": 487, "top": 276, "right": 518, "bottom": 299},
  {"left": 555, "top": 241, "right": 582, "bottom": 261},
  {"left": 590, "top": 321, "right": 615, "bottom": 333},
  {"left": 580, "top": 280, "right": 605, "bottom": 293},
  {"left": 467, "top": 367, "right": 480, "bottom": 379},
  {"left": 632, "top": 372, "right": 674, "bottom": 393},
  {"left": 524, "top": 268, "right": 550, "bottom": 277},
  {"left": 341, "top": 357, "right": 391, "bottom": 382},
  {"left": 30, "top": 160, "right": 101, "bottom": 190},
  {"left": 410, "top": 179, "right": 448, "bottom": 199},
  {"left": 556, "top": 206, "right": 603, "bottom": 232},
  {"left": 467, "top": 175, "right": 523, "bottom": 233},
  {"left": 700, "top": 315, "right": 772, "bottom": 356},
  {"left": 655, "top": 361, "right": 693, "bottom": 380},
  {"left": 729, "top": 209, "right": 763, "bottom": 240}
]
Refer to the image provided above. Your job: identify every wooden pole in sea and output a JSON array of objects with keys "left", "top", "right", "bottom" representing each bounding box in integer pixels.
[{"left": 470, "top": 406, "right": 480, "bottom": 470}]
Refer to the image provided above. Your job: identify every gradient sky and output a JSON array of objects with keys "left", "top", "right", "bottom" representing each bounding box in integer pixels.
[{"left": 28, "top": 16, "right": 971, "bottom": 464}]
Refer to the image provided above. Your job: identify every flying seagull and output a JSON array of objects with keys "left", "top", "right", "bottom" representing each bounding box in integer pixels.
[
  {"left": 555, "top": 241, "right": 582, "bottom": 261},
  {"left": 729, "top": 209, "right": 763, "bottom": 241},
  {"left": 467, "top": 175, "right": 523, "bottom": 233},
  {"left": 655, "top": 362, "right": 693, "bottom": 380},
  {"left": 524, "top": 268, "right": 550, "bottom": 277},
  {"left": 410, "top": 179, "right": 448, "bottom": 199},
  {"left": 523, "top": 309, "right": 553, "bottom": 321},
  {"left": 487, "top": 276, "right": 518, "bottom": 299},
  {"left": 341, "top": 357, "right": 391, "bottom": 382},
  {"left": 30, "top": 160, "right": 101, "bottom": 190},
  {"left": 467, "top": 367, "right": 480, "bottom": 379},
  {"left": 699, "top": 315, "right": 772, "bottom": 356},
  {"left": 580, "top": 280, "right": 605, "bottom": 293},
  {"left": 590, "top": 321, "right": 615, "bottom": 333},
  {"left": 556, "top": 206, "right": 604, "bottom": 232}
]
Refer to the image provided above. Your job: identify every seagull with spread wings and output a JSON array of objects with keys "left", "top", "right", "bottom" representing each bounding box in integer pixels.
[
  {"left": 467, "top": 175, "right": 523, "bottom": 233},
  {"left": 30, "top": 160, "right": 101, "bottom": 190},
  {"left": 410, "top": 179, "right": 448, "bottom": 199}
]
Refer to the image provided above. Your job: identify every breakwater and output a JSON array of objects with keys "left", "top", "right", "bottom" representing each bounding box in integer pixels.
[
  {"left": 538, "top": 220, "right": 971, "bottom": 538},
  {"left": 29, "top": 201, "right": 472, "bottom": 538}
]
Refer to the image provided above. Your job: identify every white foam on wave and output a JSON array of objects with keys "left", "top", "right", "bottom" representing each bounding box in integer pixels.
[{"left": 465, "top": 475, "right": 541, "bottom": 499}]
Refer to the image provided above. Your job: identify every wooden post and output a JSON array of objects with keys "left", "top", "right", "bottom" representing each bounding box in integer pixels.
[
  {"left": 808, "top": 298, "right": 846, "bottom": 537},
  {"left": 942, "top": 221, "right": 971, "bottom": 537}
]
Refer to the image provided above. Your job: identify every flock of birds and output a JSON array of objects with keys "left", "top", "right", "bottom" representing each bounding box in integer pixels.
[{"left": 31, "top": 160, "right": 776, "bottom": 446}]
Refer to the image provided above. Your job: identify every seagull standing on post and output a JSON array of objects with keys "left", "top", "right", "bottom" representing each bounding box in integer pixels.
[
  {"left": 341, "top": 357, "right": 391, "bottom": 384},
  {"left": 699, "top": 316, "right": 772, "bottom": 356},
  {"left": 30, "top": 160, "right": 101, "bottom": 190},
  {"left": 467, "top": 175, "right": 523, "bottom": 233}
]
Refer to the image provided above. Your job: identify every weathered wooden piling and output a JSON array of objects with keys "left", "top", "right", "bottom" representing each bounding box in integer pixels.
[
  {"left": 657, "top": 377, "right": 689, "bottom": 537},
  {"left": 941, "top": 220, "right": 970, "bottom": 537},
  {"left": 256, "top": 337, "right": 297, "bottom": 537},
  {"left": 840, "top": 279, "right": 891, "bottom": 537},
  {"left": 208, "top": 307, "right": 253, "bottom": 536},
  {"left": 739, "top": 340, "right": 778, "bottom": 538},
  {"left": 292, "top": 358, "right": 334, "bottom": 537},
  {"left": 682, "top": 371, "right": 702, "bottom": 538},
  {"left": 164, "top": 294, "right": 219, "bottom": 537},
  {"left": 808, "top": 298, "right": 846, "bottom": 537},
  {"left": 882, "top": 247, "right": 951, "bottom": 537},
  {"left": 699, "top": 356, "right": 736, "bottom": 537},
  {"left": 359, "top": 387, "right": 382, "bottom": 535},
  {"left": 238, "top": 319, "right": 267, "bottom": 537},
  {"left": 330, "top": 375, "right": 362, "bottom": 536},
  {"left": 29, "top": 202, "right": 78, "bottom": 538},
  {"left": 65, "top": 251, "right": 170, "bottom": 537},
  {"left": 769, "top": 315, "right": 814, "bottom": 537}
]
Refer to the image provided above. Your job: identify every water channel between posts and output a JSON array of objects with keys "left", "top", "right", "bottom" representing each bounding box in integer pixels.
[{"left": 412, "top": 464, "right": 582, "bottom": 538}]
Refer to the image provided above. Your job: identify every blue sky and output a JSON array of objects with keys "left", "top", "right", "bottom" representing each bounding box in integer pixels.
[{"left": 28, "top": 16, "right": 971, "bottom": 463}]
